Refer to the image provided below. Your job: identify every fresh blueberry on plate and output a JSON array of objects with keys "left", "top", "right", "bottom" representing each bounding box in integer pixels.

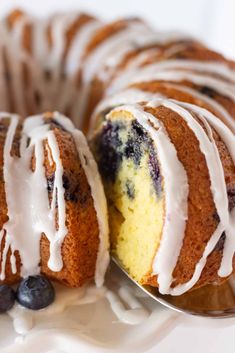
[
  {"left": 0, "top": 284, "right": 15, "bottom": 313},
  {"left": 16, "top": 275, "right": 55, "bottom": 310}
]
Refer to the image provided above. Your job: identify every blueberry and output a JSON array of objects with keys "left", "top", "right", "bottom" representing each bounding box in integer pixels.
[
  {"left": 97, "top": 121, "right": 123, "bottom": 182},
  {"left": 199, "top": 86, "right": 216, "bottom": 98},
  {"left": 0, "top": 285, "right": 15, "bottom": 313},
  {"left": 126, "top": 179, "right": 135, "bottom": 200},
  {"left": 149, "top": 147, "right": 162, "bottom": 196},
  {"left": 16, "top": 276, "right": 55, "bottom": 310}
]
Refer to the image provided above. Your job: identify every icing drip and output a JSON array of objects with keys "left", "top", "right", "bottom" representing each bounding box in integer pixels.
[
  {"left": 65, "top": 20, "right": 102, "bottom": 75},
  {"left": 0, "top": 112, "right": 109, "bottom": 285},
  {"left": 105, "top": 286, "right": 150, "bottom": 325}
]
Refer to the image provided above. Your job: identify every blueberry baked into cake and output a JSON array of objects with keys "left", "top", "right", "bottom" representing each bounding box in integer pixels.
[{"left": 0, "top": 8, "right": 234, "bottom": 314}]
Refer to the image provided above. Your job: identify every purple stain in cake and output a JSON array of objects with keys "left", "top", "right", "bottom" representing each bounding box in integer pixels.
[
  {"left": 96, "top": 119, "right": 162, "bottom": 197},
  {"left": 126, "top": 179, "right": 135, "bottom": 200},
  {"left": 228, "top": 188, "right": 235, "bottom": 212},
  {"left": 124, "top": 139, "right": 142, "bottom": 165},
  {"left": 199, "top": 86, "right": 217, "bottom": 98},
  {"left": 132, "top": 120, "right": 147, "bottom": 139},
  {"left": 213, "top": 188, "right": 234, "bottom": 252},
  {"left": 96, "top": 121, "right": 123, "bottom": 182},
  {"left": 50, "top": 118, "right": 67, "bottom": 132},
  {"left": 214, "top": 188, "right": 235, "bottom": 220},
  {"left": 213, "top": 211, "right": 220, "bottom": 223},
  {"left": 124, "top": 121, "right": 147, "bottom": 166},
  {"left": 47, "top": 174, "right": 55, "bottom": 193},
  {"left": 62, "top": 173, "right": 80, "bottom": 203},
  {"left": 149, "top": 147, "right": 162, "bottom": 196},
  {"left": 215, "top": 232, "right": 226, "bottom": 251}
]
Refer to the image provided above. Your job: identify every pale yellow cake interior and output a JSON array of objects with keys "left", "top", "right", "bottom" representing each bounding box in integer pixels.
[{"left": 96, "top": 111, "right": 165, "bottom": 284}]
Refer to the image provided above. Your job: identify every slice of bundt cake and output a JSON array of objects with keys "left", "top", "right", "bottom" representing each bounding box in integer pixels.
[
  {"left": 0, "top": 112, "right": 109, "bottom": 288},
  {"left": 90, "top": 99, "right": 235, "bottom": 295}
]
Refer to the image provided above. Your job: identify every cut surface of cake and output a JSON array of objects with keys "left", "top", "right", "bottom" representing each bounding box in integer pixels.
[{"left": 92, "top": 110, "right": 165, "bottom": 285}]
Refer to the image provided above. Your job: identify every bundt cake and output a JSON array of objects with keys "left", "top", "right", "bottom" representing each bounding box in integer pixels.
[
  {"left": 0, "top": 9, "right": 234, "bottom": 295},
  {"left": 0, "top": 111, "right": 109, "bottom": 288}
]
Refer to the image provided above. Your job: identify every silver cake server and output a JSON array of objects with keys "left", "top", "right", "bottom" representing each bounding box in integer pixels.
[{"left": 112, "top": 257, "right": 235, "bottom": 318}]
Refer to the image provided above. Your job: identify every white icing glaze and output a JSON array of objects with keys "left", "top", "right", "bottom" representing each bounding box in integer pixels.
[
  {"left": 9, "top": 283, "right": 150, "bottom": 335},
  {"left": 0, "top": 112, "right": 109, "bottom": 285},
  {"left": 108, "top": 60, "right": 235, "bottom": 99},
  {"left": 65, "top": 20, "right": 102, "bottom": 75},
  {"left": 106, "top": 286, "right": 150, "bottom": 325}
]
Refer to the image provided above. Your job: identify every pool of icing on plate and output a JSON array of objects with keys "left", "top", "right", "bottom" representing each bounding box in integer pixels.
[{"left": 0, "top": 265, "right": 179, "bottom": 353}]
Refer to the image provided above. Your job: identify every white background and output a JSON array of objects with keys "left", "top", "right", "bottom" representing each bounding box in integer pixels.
[{"left": 0, "top": 0, "right": 235, "bottom": 59}]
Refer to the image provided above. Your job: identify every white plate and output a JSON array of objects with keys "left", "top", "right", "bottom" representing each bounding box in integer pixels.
[{"left": 1, "top": 264, "right": 235, "bottom": 353}]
